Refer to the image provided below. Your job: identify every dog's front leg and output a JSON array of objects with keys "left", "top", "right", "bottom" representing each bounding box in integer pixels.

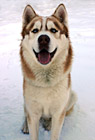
[
  {"left": 27, "top": 113, "right": 41, "bottom": 140},
  {"left": 51, "top": 111, "right": 66, "bottom": 140}
]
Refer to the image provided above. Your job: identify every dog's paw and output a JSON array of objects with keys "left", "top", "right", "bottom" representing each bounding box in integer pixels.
[
  {"left": 22, "top": 118, "right": 29, "bottom": 134},
  {"left": 40, "top": 117, "right": 51, "bottom": 131},
  {"left": 22, "top": 126, "right": 29, "bottom": 134},
  {"left": 44, "top": 124, "right": 51, "bottom": 131}
]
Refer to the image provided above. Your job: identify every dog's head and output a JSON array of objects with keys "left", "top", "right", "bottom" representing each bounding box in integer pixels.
[{"left": 21, "top": 4, "right": 70, "bottom": 66}]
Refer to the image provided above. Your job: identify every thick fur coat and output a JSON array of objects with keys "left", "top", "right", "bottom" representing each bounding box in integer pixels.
[{"left": 20, "top": 4, "right": 77, "bottom": 140}]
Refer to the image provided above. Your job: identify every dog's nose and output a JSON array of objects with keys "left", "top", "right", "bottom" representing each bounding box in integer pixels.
[{"left": 38, "top": 35, "right": 50, "bottom": 45}]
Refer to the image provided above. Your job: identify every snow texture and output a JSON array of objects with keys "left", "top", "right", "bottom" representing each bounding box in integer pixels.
[{"left": 0, "top": 0, "right": 95, "bottom": 140}]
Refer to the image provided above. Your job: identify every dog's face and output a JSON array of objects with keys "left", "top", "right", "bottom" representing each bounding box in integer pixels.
[{"left": 21, "top": 4, "right": 69, "bottom": 66}]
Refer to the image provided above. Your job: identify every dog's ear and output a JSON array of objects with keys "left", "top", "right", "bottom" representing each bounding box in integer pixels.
[
  {"left": 22, "top": 5, "right": 37, "bottom": 27},
  {"left": 52, "top": 4, "right": 68, "bottom": 26}
]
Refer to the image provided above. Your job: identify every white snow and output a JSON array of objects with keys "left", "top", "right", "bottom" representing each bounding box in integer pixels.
[{"left": 0, "top": 0, "right": 95, "bottom": 140}]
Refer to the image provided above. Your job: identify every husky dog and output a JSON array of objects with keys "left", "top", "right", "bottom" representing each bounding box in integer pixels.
[{"left": 20, "top": 4, "right": 77, "bottom": 140}]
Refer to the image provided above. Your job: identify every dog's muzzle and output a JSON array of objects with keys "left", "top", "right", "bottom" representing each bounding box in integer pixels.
[
  {"left": 38, "top": 35, "right": 50, "bottom": 51},
  {"left": 33, "top": 35, "right": 57, "bottom": 65}
]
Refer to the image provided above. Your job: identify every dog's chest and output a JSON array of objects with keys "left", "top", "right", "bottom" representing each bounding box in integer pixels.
[{"left": 25, "top": 79, "right": 69, "bottom": 117}]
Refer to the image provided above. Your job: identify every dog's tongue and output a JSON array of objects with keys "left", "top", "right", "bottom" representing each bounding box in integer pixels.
[{"left": 38, "top": 51, "right": 51, "bottom": 65}]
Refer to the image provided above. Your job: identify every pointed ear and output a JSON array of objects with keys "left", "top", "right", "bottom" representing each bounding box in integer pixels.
[
  {"left": 52, "top": 4, "right": 68, "bottom": 26},
  {"left": 22, "top": 5, "right": 37, "bottom": 27}
]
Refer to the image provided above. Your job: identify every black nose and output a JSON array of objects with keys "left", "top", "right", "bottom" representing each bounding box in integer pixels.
[{"left": 38, "top": 35, "right": 50, "bottom": 45}]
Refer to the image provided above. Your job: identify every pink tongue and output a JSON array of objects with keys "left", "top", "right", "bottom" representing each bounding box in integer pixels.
[{"left": 38, "top": 51, "right": 51, "bottom": 64}]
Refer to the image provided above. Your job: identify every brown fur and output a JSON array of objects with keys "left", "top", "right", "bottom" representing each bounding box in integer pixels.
[
  {"left": 22, "top": 16, "right": 42, "bottom": 38},
  {"left": 20, "top": 46, "right": 35, "bottom": 80},
  {"left": 53, "top": 4, "right": 66, "bottom": 23},
  {"left": 21, "top": 23, "right": 34, "bottom": 38},
  {"left": 68, "top": 73, "right": 71, "bottom": 88},
  {"left": 46, "top": 16, "right": 69, "bottom": 37},
  {"left": 64, "top": 44, "right": 73, "bottom": 73}
]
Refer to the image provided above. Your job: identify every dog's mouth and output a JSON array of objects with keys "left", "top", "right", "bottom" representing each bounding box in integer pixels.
[{"left": 33, "top": 48, "right": 57, "bottom": 65}]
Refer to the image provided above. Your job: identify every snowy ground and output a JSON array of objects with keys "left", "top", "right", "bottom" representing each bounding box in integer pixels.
[{"left": 0, "top": 0, "right": 95, "bottom": 140}]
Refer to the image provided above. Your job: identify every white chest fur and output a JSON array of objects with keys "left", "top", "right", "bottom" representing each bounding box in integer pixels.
[{"left": 24, "top": 78, "right": 70, "bottom": 118}]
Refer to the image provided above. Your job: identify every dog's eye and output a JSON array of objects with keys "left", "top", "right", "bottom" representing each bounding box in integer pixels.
[
  {"left": 50, "top": 28, "right": 58, "bottom": 33},
  {"left": 32, "top": 28, "right": 39, "bottom": 33}
]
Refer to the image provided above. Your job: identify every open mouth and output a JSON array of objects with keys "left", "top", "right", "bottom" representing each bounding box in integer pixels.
[{"left": 33, "top": 48, "right": 57, "bottom": 65}]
